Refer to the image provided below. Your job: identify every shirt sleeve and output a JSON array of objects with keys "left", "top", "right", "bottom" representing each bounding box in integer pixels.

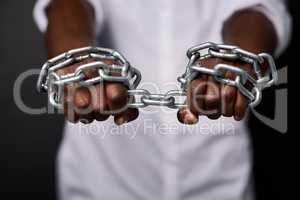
[
  {"left": 220, "top": 0, "right": 292, "bottom": 57},
  {"left": 33, "top": 0, "right": 105, "bottom": 36}
]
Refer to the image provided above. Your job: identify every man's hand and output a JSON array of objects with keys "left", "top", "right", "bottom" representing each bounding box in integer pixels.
[
  {"left": 177, "top": 58, "right": 254, "bottom": 124},
  {"left": 178, "top": 9, "right": 277, "bottom": 124},
  {"left": 57, "top": 58, "right": 138, "bottom": 125},
  {"left": 44, "top": 0, "right": 139, "bottom": 125}
]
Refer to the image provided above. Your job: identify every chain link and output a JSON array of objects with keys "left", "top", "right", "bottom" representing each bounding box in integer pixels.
[
  {"left": 127, "top": 89, "right": 187, "bottom": 109},
  {"left": 37, "top": 42, "right": 278, "bottom": 111}
]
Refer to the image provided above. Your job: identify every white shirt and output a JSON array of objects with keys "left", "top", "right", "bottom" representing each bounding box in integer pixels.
[{"left": 34, "top": 1, "right": 291, "bottom": 200}]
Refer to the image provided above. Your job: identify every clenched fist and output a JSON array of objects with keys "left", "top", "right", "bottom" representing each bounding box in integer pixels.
[
  {"left": 177, "top": 58, "right": 256, "bottom": 124},
  {"left": 57, "top": 58, "right": 138, "bottom": 125}
]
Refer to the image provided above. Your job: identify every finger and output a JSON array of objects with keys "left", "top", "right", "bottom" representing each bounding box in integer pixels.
[
  {"left": 188, "top": 75, "right": 207, "bottom": 115},
  {"left": 74, "top": 86, "right": 91, "bottom": 109},
  {"left": 234, "top": 92, "right": 248, "bottom": 121},
  {"left": 114, "top": 92, "right": 139, "bottom": 125},
  {"left": 203, "top": 76, "right": 221, "bottom": 119},
  {"left": 73, "top": 86, "right": 95, "bottom": 123},
  {"left": 89, "top": 83, "right": 109, "bottom": 121},
  {"left": 106, "top": 82, "right": 139, "bottom": 125},
  {"left": 63, "top": 83, "right": 79, "bottom": 123},
  {"left": 177, "top": 75, "right": 207, "bottom": 124},
  {"left": 105, "top": 82, "right": 128, "bottom": 113},
  {"left": 114, "top": 108, "right": 139, "bottom": 125},
  {"left": 177, "top": 107, "right": 199, "bottom": 125},
  {"left": 221, "top": 71, "right": 237, "bottom": 117}
]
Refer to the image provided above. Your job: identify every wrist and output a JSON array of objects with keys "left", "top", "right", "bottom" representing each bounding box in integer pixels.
[
  {"left": 45, "top": 0, "right": 95, "bottom": 58},
  {"left": 222, "top": 9, "right": 277, "bottom": 55},
  {"left": 45, "top": 33, "right": 92, "bottom": 58}
]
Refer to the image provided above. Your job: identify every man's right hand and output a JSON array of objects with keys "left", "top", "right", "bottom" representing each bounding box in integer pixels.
[
  {"left": 45, "top": 0, "right": 138, "bottom": 125},
  {"left": 57, "top": 58, "right": 139, "bottom": 125}
]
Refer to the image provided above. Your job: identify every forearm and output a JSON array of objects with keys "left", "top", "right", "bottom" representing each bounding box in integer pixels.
[
  {"left": 45, "top": 0, "right": 95, "bottom": 57},
  {"left": 222, "top": 9, "right": 277, "bottom": 55}
]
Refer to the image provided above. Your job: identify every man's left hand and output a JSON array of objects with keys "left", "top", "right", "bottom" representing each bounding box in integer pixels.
[{"left": 177, "top": 58, "right": 255, "bottom": 124}]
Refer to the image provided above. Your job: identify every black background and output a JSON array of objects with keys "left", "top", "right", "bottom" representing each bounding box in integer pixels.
[{"left": 0, "top": 0, "right": 296, "bottom": 199}]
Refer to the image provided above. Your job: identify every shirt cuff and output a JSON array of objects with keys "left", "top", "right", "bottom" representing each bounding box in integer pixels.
[
  {"left": 33, "top": 0, "right": 105, "bottom": 36},
  {"left": 221, "top": 0, "right": 292, "bottom": 57}
]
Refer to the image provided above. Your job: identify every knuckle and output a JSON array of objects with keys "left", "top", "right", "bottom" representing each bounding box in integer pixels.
[
  {"left": 205, "top": 94, "right": 219, "bottom": 107},
  {"left": 74, "top": 93, "right": 90, "bottom": 108},
  {"left": 106, "top": 84, "right": 127, "bottom": 106},
  {"left": 74, "top": 87, "right": 91, "bottom": 108}
]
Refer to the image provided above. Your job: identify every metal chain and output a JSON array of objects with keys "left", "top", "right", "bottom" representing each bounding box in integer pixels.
[
  {"left": 37, "top": 42, "right": 278, "bottom": 111},
  {"left": 37, "top": 46, "right": 141, "bottom": 109},
  {"left": 179, "top": 42, "right": 278, "bottom": 107},
  {"left": 127, "top": 89, "right": 187, "bottom": 109}
]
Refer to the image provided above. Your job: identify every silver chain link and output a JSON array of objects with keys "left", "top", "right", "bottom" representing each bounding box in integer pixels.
[{"left": 37, "top": 42, "right": 278, "bottom": 111}]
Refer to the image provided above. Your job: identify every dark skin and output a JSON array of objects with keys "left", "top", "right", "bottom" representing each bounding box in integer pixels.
[
  {"left": 178, "top": 10, "right": 277, "bottom": 124},
  {"left": 45, "top": 0, "right": 277, "bottom": 125},
  {"left": 46, "top": 0, "right": 138, "bottom": 124}
]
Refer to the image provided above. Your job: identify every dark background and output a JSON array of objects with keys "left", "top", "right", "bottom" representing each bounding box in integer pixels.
[{"left": 0, "top": 0, "right": 296, "bottom": 199}]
